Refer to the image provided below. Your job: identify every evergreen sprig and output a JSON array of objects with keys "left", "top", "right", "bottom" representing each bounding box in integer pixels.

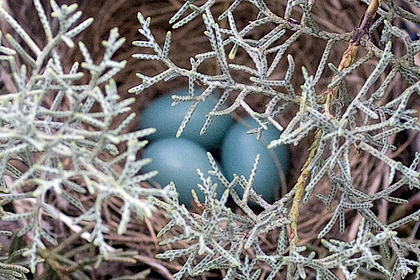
[
  {"left": 0, "top": 0, "right": 170, "bottom": 276},
  {"left": 132, "top": 0, "right": 420, "bottom": 279}
]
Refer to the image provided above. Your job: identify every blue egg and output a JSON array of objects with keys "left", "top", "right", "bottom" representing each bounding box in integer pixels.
[
  {"left": 142, "top": 138, "right": 225, "bottom": 207},
  {"left": 140, "top": 89, "right": 234, "bottom": 150},
  {"left": 221, "top": 117, "right": 289, "bottom": 203}
]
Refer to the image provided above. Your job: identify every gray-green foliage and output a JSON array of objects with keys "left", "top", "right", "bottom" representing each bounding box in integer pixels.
[
  {"left": 0, "top": 230, "right": 29, "bottom": 280},
  {"left": 0, "top": 0, "right": 173, "bottom": 277},
  {"left": 131, "top": 0, "right": 420, "bottom": 279}
]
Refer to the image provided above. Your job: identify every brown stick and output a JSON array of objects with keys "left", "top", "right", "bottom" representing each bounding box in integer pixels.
[{"left": 289, "top": 0, "right": 382, "bottom": 245}]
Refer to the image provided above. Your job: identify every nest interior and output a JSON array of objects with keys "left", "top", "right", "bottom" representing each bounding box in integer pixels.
[{"left": 1, "top": 0, "right": 419, "bottom": 279}]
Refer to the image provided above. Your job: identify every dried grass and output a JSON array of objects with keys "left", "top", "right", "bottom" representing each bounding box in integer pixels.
[{"left": 2, "top": 0, "right": 417, "bottom": 279}]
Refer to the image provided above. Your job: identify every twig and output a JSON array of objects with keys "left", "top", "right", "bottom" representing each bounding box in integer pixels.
[{"left": 289, "top": 0, "right": 382, "bottom": 246}]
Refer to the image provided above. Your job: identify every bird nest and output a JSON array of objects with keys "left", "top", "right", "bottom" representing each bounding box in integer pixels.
[{"left": 1, "top": 0, "right": 419, "bottom": 279}]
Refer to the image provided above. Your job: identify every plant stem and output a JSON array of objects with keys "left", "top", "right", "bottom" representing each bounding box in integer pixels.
[{"left": 288, "top": 0, "right": 381, "bottom": 245}]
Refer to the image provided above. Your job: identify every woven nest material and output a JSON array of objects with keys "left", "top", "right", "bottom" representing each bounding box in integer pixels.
[{"left": 2, "top": 0, "right": 419, "bottom": 279}]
